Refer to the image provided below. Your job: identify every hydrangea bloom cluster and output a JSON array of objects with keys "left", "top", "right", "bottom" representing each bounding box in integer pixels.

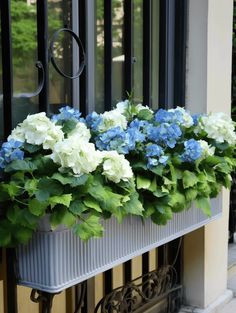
[
  {"left": 8, "top": 112, "right": 64, "bottom": 150},
  {"left": 181, "top": 139, "right": 202, "bottom": 162},
  {"left": 51, "top": 106, "right": 81, "bottom": 122},
  {"left": 199, "top": 112, "right": 236, "bottom": 145},
  {"left": 0, "top": 139, "right": 24, "bottom": 169},
  {"left": 145, "top": 144, "right": 168, "bottom": 169},
  {"left": 147, "top": 123, "right": 182, "bottom": 148}
]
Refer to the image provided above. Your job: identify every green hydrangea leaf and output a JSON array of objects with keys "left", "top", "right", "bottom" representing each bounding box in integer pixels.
[
  {"left": 24, "top": 179, "right": 38, "bottom": 196},
  {"left": 0, "top": 225, "right": 11, "bottom": 247},
  {"left": 137, "top": 109, "right": 153, "bottom": 121},
  {"left": 69, "top": 200, "right": 88, "bottom": 216},
  {"left": 87, "top": 180, "right": 123, "bottom": 213},
  {"left": 50, "top": 206, "right": 76, "bottom": 228},
  {"left": 49, "top": 194, "right": 72, "bottom": 208},
  {"left": 169, "top": 192, "right": 186, "bottom": 212},
  {"left": 185, "top": 188, "right": 198, "bottom": 202},
  {"left": 83, "top": 197, "right": 102, "bottom": 212},
  {"left": 5, "top": 159, "right": 37, "bottom": 173},
  {"left": 37, "top": 178, "right": 64, "bottom": 196},
  {"left": 14, "top": 226, "right": 33, "bottom": 244},
  {"left": 195, "top": 197, "right": 211, "bottom": 217},
  {"left": 62, "top": 119, "right": 78, "bottom": 134},
  {"left": 29, "top": 199, "right": 48, "bottom": 216},
  {"left": 182, "top": 171, "right": 198, "bottom": 189},
  {"left": 52, "top": 173, "right": 89, "bottom": 187},
  {"left": 123, "top": 192, "right": 143, "bottom": 216},
  {"left": 73, "top": 215, "right": 104, "bottom": 241},
  {"left": 23, "top": 143, "right": 42, "bottom": 153},
  {"left": 136, "top": 175, "right": 151, "bottom": 190},
  {"left": 151, "top": 206, "right": 173, "bottom": 225}
]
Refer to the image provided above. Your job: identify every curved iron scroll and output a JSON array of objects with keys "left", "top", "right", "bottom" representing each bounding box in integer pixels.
[
  {"left": 49, "top": 28, "right": 86, "bottom": 79},
  {"left": 14, "top": 61, "right": 44, "bottom": 98},
  {"left": 94, "top": 265, "right": 182, "bottom": 313}
]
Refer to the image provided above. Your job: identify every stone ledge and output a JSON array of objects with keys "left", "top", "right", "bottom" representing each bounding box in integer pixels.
[{"left": 179, "top": 289, "right": 233, "bottom": 313}]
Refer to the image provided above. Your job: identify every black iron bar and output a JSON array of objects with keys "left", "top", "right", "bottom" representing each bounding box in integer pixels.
[
  {"left": 123, "top": 0, "right": 132, "bottom": 96},
  {"left": 37, "top": 0, "right": 49, "bottom": 113},
  {"left": 159, "top": 0, "right": 176, "bottom": 109},
  {"left": 143, "top": 0, "right": 151, "bottom": 106},
  {"left": 79, "top": 0, "right": 87, "bottom": 115},
  {"left": 174, "top": 0, "right": 188, "bottom": 107},
  {"left": 104, "top": 0, "right": 112, "bottom": 110},
  {"left": 0, "top": 0, "right": 13, "bottom": 138}
]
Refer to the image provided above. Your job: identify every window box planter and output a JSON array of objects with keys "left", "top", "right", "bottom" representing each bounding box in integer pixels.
[{"left": 16, "top": 195, "right": 222, "bottom": 293}]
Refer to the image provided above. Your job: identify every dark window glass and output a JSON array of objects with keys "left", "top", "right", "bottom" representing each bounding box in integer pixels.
[
  {"left": 48, "top": 0, "right": 73, "bottom": 113},
  {"left": 11, "top": 0, "right": 38, "bottom": 127}
]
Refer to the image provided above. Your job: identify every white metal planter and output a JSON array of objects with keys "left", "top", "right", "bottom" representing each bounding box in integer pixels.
[{"left": 16, "top": 195, "right": 222, "bottom": 293}]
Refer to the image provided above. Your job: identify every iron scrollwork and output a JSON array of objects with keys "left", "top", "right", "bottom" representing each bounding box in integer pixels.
[
  {"left": 94, "top": 265, "right": 182, "bottom": 313},
  {"left": 49, "top": 28, "right": 86, "bottom": 79}
]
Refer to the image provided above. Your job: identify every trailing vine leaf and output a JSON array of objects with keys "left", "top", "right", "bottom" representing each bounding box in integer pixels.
[{"left": 83, "top": 197, "right": 102, "bottom": 212}]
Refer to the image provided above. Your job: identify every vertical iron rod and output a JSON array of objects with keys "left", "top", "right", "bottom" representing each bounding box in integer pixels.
[
  {"left": 104, "top": 0, "right": 112, "bottom": 110},
  {"left": 159, "top": 0, "right": 176, "bottom": 109},
  {"left": 37, "top": 0, "right": 49, "bottom": 113},
  {"left": 0, "top": 2, "right": 17, "bottom": 312},
  {"left": 0, "top": 0, "right": 13, "bottom": 138},
  {"left": 174, "top": 0, "right": 188, "bottom": 107},
  {"left": 79, "top": 0, "right": 86, "bottom": 115},
  {"left": 123, "top": 0, "right": 132, "bottom": 96},
  {"left": 143, "top": 0, "right": 151, "bottom": 106}
]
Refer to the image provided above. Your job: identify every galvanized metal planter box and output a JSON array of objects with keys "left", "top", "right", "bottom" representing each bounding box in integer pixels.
[{"left": 16, "top": 195, "right": 222, "bottom": 293}]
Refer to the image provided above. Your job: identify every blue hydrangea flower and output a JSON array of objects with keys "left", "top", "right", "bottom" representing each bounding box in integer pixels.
[
  {"left": 155, "top": 109, "right": 183, "bottom": 124},
  {"left": 181, "top": 139, "right": 202, "bottom": 162},
  {"left": 95, "top": 127, "right": 130, "bottom": 154},
  {"left": 85, "top": 112, "right": 102, "bottom": 132},
  {"left": 0, "top": 139, "right": 24, "bottom": 169},
  {"left": 192, "top": 113, "right": 201, "bottom": 126},
  {"left": 146, "top": 144, "right": 163, "bottom": 157},
  {"left": 126, "top": 124, "right": 146, "bottom": 150},
  {"left": 51, "top": 106, "right": 81, "bottom": 122},
  {"left": 129, "top": 119, "right": 150, "bottom": 130},
  {"left": 147, "top": 123, "right": 182, "bottom": 148},
  {"left": 145, "top": 144, "right": 169, "bottom": 169}
]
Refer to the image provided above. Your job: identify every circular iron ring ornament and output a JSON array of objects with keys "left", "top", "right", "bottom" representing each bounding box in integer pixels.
[{"left": 49, "top": 28, "right": 85, "bottom": 79}]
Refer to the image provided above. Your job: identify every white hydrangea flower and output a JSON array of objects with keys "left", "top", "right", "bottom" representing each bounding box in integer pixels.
[
  {"left": 169, "top": 107, "right": 194, "bottom": 128},
  {"left": 8, "top": 126, "right": 25, "bottom": 142},
  {"left": 136, "top": 103, "right": 154, "bottom": 114},
  {"left": 51, "top": 137, "right": 103, "bottom": 175},
  {"left": 98, "top": 109, "right": 128, "bottom": 132},
  {"left": 200, "top": 112, "right": 236, "bottom": 145},
  {"left": 101, "top": 151, "right": 133, "bottom": 183},
  {"left": 115, "top": 100, "right": 129, "bottom": 114},
  {"left": 68, "top": 122, "right": 91, "bottom": 142},
  {"left": 8, "top": 112, "right": 64, "bottom": 150},
  {"left": 198, "top": 140, "right": 215, "bottom": 158}
]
